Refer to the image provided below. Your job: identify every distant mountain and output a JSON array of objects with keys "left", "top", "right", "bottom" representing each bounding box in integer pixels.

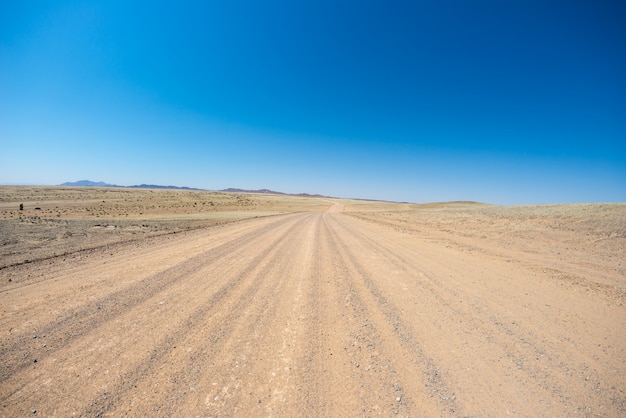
[
  {"left": 220, "top": 188, "right": 330, "bottom": 198},
  {"left": 60, "top": 181, "right": 330, "bottom": 197},
  {"left": 58, "top": 181, "right": 412, "bottom": 203},
  {"left": 293, "top": 193, "right": 328, "bottom": 198},
  {"left": 60, "top": 180, "right": 118, "bottom": 187},
  {"left": 220, "top": 188, "right": 285, "bottom": 194},
  {"left": 59, "top": 180, "right": 202, "bottom": 191},
  {"left": 128, "top": 184, "right": 202, "bottom": 191}
]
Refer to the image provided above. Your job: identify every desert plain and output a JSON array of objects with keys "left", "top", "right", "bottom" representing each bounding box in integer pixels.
[{"left": 0, "top": 186, "right": 625, "bottom": 417}]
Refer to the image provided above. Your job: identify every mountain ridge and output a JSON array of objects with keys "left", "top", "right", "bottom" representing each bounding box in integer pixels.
[
  {"left": 59, "top": 181, "right": 326, "bottom": 196},
  {"left": 58, "top": 181, "right": 409, "bottom": 203},
  {"left": 59, "top": 180, "right": 202, "bottom": 191}
]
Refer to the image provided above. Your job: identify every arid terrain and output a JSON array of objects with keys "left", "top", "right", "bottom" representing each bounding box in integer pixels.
[{"left": 1, "top": 186, "right": 625, "bottom": 416}]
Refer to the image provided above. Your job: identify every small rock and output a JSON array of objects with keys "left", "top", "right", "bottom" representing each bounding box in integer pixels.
[
  {"left": 31, "top": 409, "right": 36, "bottom": 414},
  {"left": 396, "top": 394, "right": 403, "bottom": 402}
]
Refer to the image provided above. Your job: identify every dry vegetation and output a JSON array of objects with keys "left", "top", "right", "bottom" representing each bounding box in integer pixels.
[
  {"left": 344, "top": 200, "right": 626, "bottom": 295},
  {"left": 0, "top": 186, "right": 333, "bottom": 269}
]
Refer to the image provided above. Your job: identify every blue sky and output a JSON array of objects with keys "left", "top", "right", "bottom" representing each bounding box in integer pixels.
[{"left": 1, "top": 1, "right": 624, "bottom": 204}]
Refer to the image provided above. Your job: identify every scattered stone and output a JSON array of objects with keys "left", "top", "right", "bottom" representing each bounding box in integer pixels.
[{"left": 396, "top": 394, "right": 403, "bottom": 402}]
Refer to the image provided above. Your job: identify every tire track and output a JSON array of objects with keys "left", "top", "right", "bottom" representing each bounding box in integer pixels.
[
  {"left": 0, "top": 214, "right": 300, "bottom": 382},
  {"left": 175, "top": 213, "right": 322, "bottom": 416},
  {"left": 326, "top": 214, "right": 562, "bottom": 414},
  {"left": 321, "top": 214, "right": 447, "bottom": 416},
  {"left": 317, "top": 215, "right": 413, "bottom": 416},
  {"left": 327, "top": 213, "right": 625, "bottom": 416},
  {"left": 94, "top": 213, "right": 320, "bottom": 416},
  {"left": 1, "top": 214, "right": 309, "bottom": 414}
]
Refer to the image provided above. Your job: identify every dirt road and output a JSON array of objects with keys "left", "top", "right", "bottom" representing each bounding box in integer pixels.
[{"left": 1, "top": 204, "right": 624, "bottom": 416}]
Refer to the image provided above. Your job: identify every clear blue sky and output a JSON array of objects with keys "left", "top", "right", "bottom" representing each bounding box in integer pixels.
[{"left": 1, "top": 1, "right": 624, "bottom": 204}]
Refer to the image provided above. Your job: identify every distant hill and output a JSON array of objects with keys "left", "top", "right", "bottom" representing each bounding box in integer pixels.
[
  {"left": 293, "top": 192, "right": 328, "bottom": 198},
  {"left": 60, "top": 180, "right": 117, "bottom": 187},
  {"left": 220, "top": 188, "right": 285, "bottom": 195},
  {"left": 59, "top": 180, "right": 202, "bottom": 191},
  {"left": 220, "top": 188, "right": 329, "bottom": 198},
  {"left": 128, "top": 184, "right": 203, "bottom": 191},
  {"left": 59, "top": 181, "right": 355, "bottom": 200}
]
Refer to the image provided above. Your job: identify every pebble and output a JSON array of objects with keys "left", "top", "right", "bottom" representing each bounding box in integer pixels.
[{"left": 396, "top": 394, "right": 403, "bottom": 402}]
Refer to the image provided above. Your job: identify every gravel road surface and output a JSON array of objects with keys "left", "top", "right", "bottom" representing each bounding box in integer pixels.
[{"left": 1, "top": 204, "right": 624, "bottom": 416}]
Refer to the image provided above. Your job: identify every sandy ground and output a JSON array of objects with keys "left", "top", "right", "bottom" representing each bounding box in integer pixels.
[{"left": 1, "top": 187, "right": 625, "bottom": 416}]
